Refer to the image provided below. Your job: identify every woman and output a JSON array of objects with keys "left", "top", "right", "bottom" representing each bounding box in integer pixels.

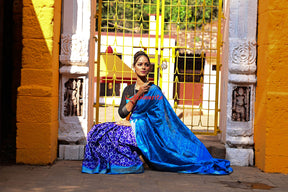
[{"left": 82, "top": 51, "right": 233, "bottom": 175}]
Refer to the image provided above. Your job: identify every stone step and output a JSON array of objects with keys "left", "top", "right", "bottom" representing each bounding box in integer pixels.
[
  {"left": 58, "top": 135, "right": 226, "bottom": 160},
  {"left": 196, "top": 135, "right": 226, "bottom": 159}
]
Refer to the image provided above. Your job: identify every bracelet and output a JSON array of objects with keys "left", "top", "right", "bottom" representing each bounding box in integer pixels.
[{"left": 129, "top": 100, "right": 135, "bottom": 105}]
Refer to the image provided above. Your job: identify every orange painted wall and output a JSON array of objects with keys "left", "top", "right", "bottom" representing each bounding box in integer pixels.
[
  {"left": 16, "top": 0, "right": 62, "bottom": 164},
  {"left": 255, "top": 0, "right": 288, "bottom": 173}
]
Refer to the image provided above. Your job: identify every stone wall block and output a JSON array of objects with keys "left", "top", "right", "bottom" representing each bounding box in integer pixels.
[
  {"left": 226, "top": 125, "right": 253, "bottom": 137},
  {"left": 17, "top": 96, "right": 58, "bottom": 123},
  {"left": 16, "top": 121, "right": 58, "bottom": 150},
  {"left": 226, "top": 148, "right": 254, "bottom": 166},
  {"left": 22, "top": 39, "right": 57, "bottom": 69},
  {"left": 58, "top": 145, "right": 85, "bottom": 160},
  {"left": 17, "top": 148, "right": 56, "bottom": 165},
  {"left": 228, "top": 74, "right": 256, "bottom": 84},
  {"left": 258, "top": 11, "right": 288, "bottom": 45},
  {"left": 22, "top": 7, "right": 55, "bottom": 39},
  {"left": 226, "top": 135, "right": 254, "bottom": 146},
  {"left": 264, "top": 155, "right": 288, "bottom": 173},
  {"left": 265, "top": 92, "right": 288, "bottom": 157},
  {"left": 258, "top": 45, "right": 288, "bottom": 74},
  {"left": 58, "top": 122, "right": 87, "bottom": 144},
  {"left": 21, "top": 69, "right": 58, "bottom": 87},
  {"left": 18, "top": 85, "right": 56, "bottom": 97}
]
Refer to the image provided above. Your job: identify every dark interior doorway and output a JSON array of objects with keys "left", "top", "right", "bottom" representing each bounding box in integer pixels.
[{"left": 0, "top": 0, "right": 22, "bottom": 163}]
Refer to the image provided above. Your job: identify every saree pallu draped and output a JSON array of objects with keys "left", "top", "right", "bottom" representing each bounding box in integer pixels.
[
  {"left": 130, "top": 85, "right": 232, "bottom": 174},
  {"left": 82, "top": 85, "right": 233, "bottom": 175}
]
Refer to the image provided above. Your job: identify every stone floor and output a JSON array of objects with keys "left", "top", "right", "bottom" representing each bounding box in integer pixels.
[
  {"left": 0, "top": 160, "right": 288, "bottom": 192},
  {"left": 9, "top": 106, "right": 283, "bottom": 191}
]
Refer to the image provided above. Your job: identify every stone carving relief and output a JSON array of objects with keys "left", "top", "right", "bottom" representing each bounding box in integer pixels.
[
  {"left": 64, "top": 78, "right": 84, "bottom": 116},
  {"left": 232, "top": 86, "right": 250, "bottom": 122},
  {"left": 231, "top": 41, "right": 256, "bottom": 65},
  {"left": 60, "top": 34, "right": 88, "bottom": 64},
  {"left": 61, "top": 34, "right": 72, "bottom": 56}
]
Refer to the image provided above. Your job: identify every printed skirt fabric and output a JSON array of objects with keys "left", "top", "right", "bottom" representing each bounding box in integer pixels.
[{"left": 82, "top": 122, "right": 144, "bottom": 174}]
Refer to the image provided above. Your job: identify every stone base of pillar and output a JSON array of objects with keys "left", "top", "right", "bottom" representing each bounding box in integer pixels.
[
  {"left": 226, "top": 147, "right": 254, "bottom": 166},
  {"left": 58, "top": 145, "right": 85, "bottom": 160}
]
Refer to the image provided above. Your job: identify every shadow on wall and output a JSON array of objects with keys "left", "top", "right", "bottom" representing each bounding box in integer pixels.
[{"left": 0, "top": 0, "right": 22, "bottom": 163}]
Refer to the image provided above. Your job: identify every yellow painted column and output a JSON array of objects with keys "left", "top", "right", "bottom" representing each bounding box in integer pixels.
[
  {"left": 16, "top": 0, "right": 62, "bottom": 164},
  {"left": 255, "top": 0, "right": 288, "bottom": 173}
]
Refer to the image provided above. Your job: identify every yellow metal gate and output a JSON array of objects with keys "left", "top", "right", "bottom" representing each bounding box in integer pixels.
[{"left": 94, "top": 0, "right": 222, "bottom": 135}]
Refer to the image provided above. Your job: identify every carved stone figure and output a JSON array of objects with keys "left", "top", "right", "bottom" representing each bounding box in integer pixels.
[
  {"left": 232, "top": 87, "right": 250, "bottom": 122},
  {"left": 64, "top": 78, "right": 83, "bottom": 116}
]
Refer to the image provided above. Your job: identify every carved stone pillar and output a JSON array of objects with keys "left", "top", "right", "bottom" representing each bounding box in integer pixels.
[
  {"left": 220, "top": 0, "right": 257, "bottom": 166},
  {"left": 58, "top": 0, "right": 95, "bottom": 160}
]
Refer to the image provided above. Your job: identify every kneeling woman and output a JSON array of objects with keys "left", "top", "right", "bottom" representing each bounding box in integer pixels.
[{"left": 82, "top": 51, "right": 233, "bottom": 175}]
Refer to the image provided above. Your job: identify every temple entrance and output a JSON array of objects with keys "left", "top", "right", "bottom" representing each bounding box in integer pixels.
[{"left": 94, "top": 0, "right": 223, "bottom": 135}]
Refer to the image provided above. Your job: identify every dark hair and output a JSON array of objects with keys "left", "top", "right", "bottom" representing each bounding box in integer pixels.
[{"left": 133, "top": 51, "right": 151, "bottom": 66}]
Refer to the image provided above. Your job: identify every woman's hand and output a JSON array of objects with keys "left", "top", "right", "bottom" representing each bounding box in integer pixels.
[{"left": 137, "top": 81, "right": 151, "bottom": 96}]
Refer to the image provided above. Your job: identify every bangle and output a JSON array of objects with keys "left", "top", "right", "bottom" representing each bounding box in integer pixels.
[{"left": 129, "top": 100, "right": 135, "bottom": 105}]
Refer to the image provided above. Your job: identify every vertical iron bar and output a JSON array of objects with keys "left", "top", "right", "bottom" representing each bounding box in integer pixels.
[
  {"left": 95, "top": 0, "right": 102, "bottom": 124},
  {"left": 154, "top": 0, "right": 160, "bottom": 85},
  {"left": 159, "top": 0, "right": 165, "bottom": 88},
  {"left": 214, "top": 0, "right": 223, "bottom": 134}
]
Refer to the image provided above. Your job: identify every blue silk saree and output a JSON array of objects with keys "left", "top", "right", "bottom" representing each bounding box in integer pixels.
[{"left": 82, "top": 85, "right": 233, "bottom": 175}]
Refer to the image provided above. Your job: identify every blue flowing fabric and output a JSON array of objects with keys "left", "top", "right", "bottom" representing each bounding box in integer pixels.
[
  {"left": 82, "top": 84, "right": 233, "bottom": 175},
  {"left": 130, "top": 85, "right": 233, "bottom": 174}
]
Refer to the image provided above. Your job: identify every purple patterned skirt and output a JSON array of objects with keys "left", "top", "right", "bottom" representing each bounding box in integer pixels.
[{"left": 82, "top": 122, "right": 144, "bottom": 174}]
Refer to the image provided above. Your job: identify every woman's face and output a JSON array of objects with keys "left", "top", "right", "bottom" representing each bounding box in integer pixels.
[{"left": 134, "top": 56, "right": 151, "bottom": 77}]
